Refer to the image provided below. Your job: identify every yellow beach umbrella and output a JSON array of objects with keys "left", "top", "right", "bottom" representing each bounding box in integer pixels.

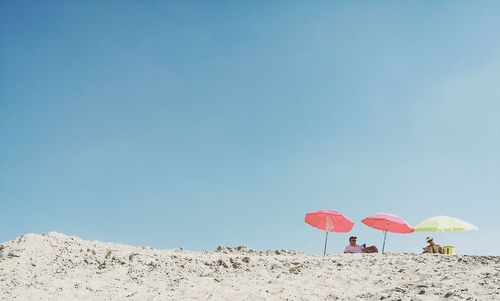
[{"left": 414, "top": 215, "right": 478, "bottom": 249}]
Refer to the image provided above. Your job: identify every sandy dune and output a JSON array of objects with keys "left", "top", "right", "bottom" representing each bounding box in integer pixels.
[{"left": 0, "top": 232, "right": 499, "bottom": 300}]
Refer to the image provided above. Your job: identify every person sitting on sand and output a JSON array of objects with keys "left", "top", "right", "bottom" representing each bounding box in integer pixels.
[
  {"left": 344, "top": 236, "right": 378, "bottom": 253},
  {"left": 422, "top": 236, "right": 443, "bottom": 254}
]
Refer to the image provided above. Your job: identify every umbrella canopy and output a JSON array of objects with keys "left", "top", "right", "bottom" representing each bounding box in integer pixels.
[
  {"left": 305, "top": 210, "right": 354, "bottom": 232},
  {"left": 305, "top": 210, "right": 354, "bottom": 255},
  {"left": 362, "top": 213, "right": 414, "bottom": 234},
  {"left": 361, "top": 213, "right": 414, "bottom": 253},
  {"left": 414, "top": 216, "right": 478, "bottom": 232}
]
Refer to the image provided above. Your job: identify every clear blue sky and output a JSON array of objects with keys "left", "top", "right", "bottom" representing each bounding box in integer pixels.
[{"left": 1, "top": 1, "right": 499, "bottom": 255}]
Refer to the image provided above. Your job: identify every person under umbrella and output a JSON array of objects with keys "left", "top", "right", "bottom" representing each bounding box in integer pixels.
[
  {"left": 343, "top": 236, "right": 378, "bottom": 254},
  {"left": 422, "top": 236, "right": 443, "bottom": 254}
]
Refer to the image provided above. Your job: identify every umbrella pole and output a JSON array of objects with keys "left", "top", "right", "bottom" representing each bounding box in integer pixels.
[
  {"left": 323, "top": 231, "right": 329, "bottom": 256},
  {"left": 382, "top": 231, "right": 388, "bottom": 253}
]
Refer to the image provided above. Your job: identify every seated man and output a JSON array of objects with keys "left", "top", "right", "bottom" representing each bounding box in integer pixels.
[
  {"left": 422, "top": 236, "right": 443, "bottom": 254},
  {"left": 344, "top": 236, "right": 378, "bottom": 253}
]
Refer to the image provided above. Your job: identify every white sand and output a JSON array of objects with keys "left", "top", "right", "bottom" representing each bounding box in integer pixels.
[{"left": 1, "top": 232, "right": 499, "bottom": 300}]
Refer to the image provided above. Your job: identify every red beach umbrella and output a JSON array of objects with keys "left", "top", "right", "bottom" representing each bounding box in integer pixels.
[
  {"left": 305, "top": 210, "right": 354, "bottom": 255},
  {"left": 361, "top": 213, "right": 414, "bottom": 253}
]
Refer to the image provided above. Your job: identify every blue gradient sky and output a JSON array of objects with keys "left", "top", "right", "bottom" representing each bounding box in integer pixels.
[{"left": 1, "top": 1, "right": 499, "bottom": 255}]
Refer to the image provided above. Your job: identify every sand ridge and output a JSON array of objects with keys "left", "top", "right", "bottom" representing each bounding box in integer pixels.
[{"left": 1, "top": 232, "right": 499, "bottom": 300}]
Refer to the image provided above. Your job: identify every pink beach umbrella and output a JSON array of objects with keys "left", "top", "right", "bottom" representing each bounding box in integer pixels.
[
  {"left": 305, "top": 210, "right": 354, "bottom": 255},
  {"left": 361, "top": 213, "right": 414, "bottom": 253}
]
